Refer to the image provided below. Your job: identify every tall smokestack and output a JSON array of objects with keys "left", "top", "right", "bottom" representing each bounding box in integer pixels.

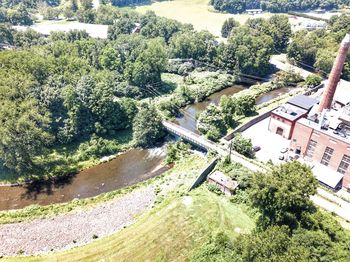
[{"left": 318, "top": 33, "right": 350, "bottom": 112}]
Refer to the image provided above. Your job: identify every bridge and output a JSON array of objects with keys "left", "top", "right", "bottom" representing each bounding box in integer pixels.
[{"left": 162, "top": 121, "right": 263, "bottom": 172}]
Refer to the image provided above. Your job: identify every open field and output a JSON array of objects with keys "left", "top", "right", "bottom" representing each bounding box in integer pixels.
[
  {"left": 135, "top": 0, "right": 272, "bottom": 37},
  {"left": 7, "top": 187, "right": 254, "bottom": 261}
]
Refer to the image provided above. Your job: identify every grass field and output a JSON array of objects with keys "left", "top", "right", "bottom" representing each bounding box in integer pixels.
[
  {"left": 8, "top": 188, "right": 254, "bottom": 261},
  {"left": 135, "top": 0, "right": 272, "bottom": 37}
]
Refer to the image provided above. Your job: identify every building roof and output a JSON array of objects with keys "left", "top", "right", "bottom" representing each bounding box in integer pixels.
[
  {"left": 334, "top": 79, "right": 350, "bottom": 105},
  {"left": 287, "top": 94, "right": 318, "bottom": 111},
  {"left": 312, "top": 164, "right": 344, "bottom": 188},
  {"left": 208, "top": 171, "right": 238, "bottom": 190},
  {"left": 272, "top": 104, "right": 307, "bottom": 121}
]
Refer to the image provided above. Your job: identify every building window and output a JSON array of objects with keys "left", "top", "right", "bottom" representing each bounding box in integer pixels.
[
  {"left": 306, "top": 140, "right": 317, "bottom": 158},
  {"left": 337, "top": 155, "right": 350, "bottom": 174},
  {"left": 320, "top": 147, "right": 334, "bottom": 166}
]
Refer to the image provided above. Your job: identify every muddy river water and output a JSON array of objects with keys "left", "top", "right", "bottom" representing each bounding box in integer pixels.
[
  {"left": 175, "top": 85, "right": 293, "bottom": 133},
  {"left": 0, "top": 85, "right": 293, "bottom": 211},
  {"left": 0, "top": 148, "right": 166, "bottom": 211}
]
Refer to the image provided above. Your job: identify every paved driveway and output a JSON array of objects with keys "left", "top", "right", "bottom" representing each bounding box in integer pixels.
[{"left": 241, "top": 117, "right": 291, "bottom": 163}]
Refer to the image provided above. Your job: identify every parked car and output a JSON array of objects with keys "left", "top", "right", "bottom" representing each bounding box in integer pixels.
[
  {"left": 279, "top": 154, "right": 285, "bottom": 160},
  {"left": 280, "top": 147, "right": 288, "bottom": 153},
  {"left": 253, "top": 146, "right": 261, "bottom": 152}
]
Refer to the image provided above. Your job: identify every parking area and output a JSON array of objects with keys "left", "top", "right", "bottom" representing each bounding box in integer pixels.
[{"left": 241, "top": 117, "right": 291, "bottom": 163}]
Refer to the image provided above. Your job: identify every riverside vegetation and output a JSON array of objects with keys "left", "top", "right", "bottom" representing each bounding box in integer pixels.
[{"left": 0, "top": 6, "right": 294, "bottom": 182}]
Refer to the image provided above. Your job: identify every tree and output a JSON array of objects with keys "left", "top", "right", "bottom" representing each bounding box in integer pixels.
[
  {"left": 197, "top": 104, "right": 226, "bottom": 141},
  {"left": 221, "top": 18, "right": 239, "bottom": 38},
  {"left": 267, "top": 15, "right": 292, "bottom": 51},
  {"left": 132, "top": 103, "right": 165, "bottom": 147},
  {"left": 220, "top": 27, "right": 274, "bottom": 76},
  {"left": 249, "top": 161, "right": 318, "bottom": 229},
  {"left": 305, "top": 74, "right": 322, "bottom": 88},
  {"left": 107, "top": 15, "right": 137, "bottom": 40},
  {"left": 232, "top": 133, "right": 253, "bottom": 158},
  {"left": 99, "top": 46, "right": 122, "bottom": 71},
  {"left": 0, "top": 72, "right": 52, "bottom": 174},
  {"left": 127, "top": 38, "right": 167, "bottom": 87},
  {"left": 235, "top": 226, "right": 310, "bottom": 262}
]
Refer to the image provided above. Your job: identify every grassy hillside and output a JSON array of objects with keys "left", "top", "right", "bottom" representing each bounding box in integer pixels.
[
  {"left": 135, "top": 0, "right": 272, "bottom": 37},
  {"left": 9, "top": 188, "right": 254, "bottom": 261}
]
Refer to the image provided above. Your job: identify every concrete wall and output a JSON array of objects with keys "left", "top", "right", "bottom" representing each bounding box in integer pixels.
[
  {"left": 189, "top": 157, "right": 219, "bottom": 191},
  {"left": 224, "top": 109, "right": 275, "bottom": 141}
]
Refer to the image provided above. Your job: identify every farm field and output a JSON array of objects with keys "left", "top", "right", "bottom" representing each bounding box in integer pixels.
[{"left": 135, "top": 0, "right": 272, "bottom": 37}]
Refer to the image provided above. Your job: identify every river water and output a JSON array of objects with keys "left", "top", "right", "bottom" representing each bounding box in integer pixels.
[
  {"left": 0, "top": 85, "right": 294, "bottom": 211},
  {"left": 175, "top": 85, "right": 294, "bottom": 133},
  {"left": 0, "top": 148, "right": 166, "bottom": 211}
]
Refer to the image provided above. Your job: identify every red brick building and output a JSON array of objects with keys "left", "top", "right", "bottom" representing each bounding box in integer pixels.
[{"left": 286, "top": 34, "right": 350, "bottom": 191}]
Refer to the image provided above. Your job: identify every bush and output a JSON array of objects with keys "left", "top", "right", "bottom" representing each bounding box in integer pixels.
[
  {"left": 207, "top": 183, "right": 223, "bottom": 195},
  {"left": 305, "top": 74, "right": 322, "bottom": 88},
  {"left": 76, "top": 135, "right": 120, "bottom": 161},
  {"left": 232, "top": 133, "right": 254, "bottom": 158},
  {"left": 165, "top": 141, "right": 190, "bottom": 164}
]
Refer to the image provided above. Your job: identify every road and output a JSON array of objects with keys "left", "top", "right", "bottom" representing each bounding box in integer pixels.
[{"left": 270, "top": 54, "right": 315, "bottom": 79}]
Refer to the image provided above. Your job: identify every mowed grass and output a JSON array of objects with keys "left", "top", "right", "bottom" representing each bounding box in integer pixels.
[
  {"left": 8, "top": 188, "right": 254, "bottom": 262},
  {"left": 135, "top": 0, "right": 273, "bottom": 37}
]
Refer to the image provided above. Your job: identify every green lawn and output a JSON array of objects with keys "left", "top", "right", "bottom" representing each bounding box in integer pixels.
[
  {"left": 8, "top": 188, "right": 254, "bottom": 261},
  {"left": 135, "top": 0, "right": 273, "bottom": 37}
]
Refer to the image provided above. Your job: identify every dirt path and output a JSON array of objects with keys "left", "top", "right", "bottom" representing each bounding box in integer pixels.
[{"left": 0, "top": 187, "right": 155, "bottom": 256}]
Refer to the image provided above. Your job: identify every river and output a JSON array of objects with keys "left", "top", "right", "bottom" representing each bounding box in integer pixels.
[
  {"left": 0, "top": 85, "right": 293, "bottom": 211},
  {"left": 175, "top": 85, "right": 294, "bottom": 133},
  {"left": 0, "top": 148, "right": 166, "bottom": 211}
]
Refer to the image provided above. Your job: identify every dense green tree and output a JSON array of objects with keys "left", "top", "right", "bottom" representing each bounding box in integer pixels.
[
  {"left": 169, "top": 30, "right": 217, "bottom": 62},
  {"left": 107, "top": 14, "right": 138, "bottom": 40},
  {"left": 221, "top": 18, "right": 239, "bottom": 38},
  {"left": 127, "top": 38, "right": 167, "bottom": 87},
  {"left": 7, "top": 4, "right": 33, "bottom": 25},
  {"left": 0, "top": 23, "right": 14, "bottom": 46},
  {"left": 249, "top": 161, "right": 318, "bottom": 229},
  {"left": 235, "top": 226, "right": 309, "bottom": 262},
  {"left": 99, "top": 46, "right": 122, "bottom": 71},
  {"left": 197, "top": 104, "right": 226, "bottom": 141},
  {"left": 219, "top": 27, "right": 274, "bottom": 76},
  {"left": 0, "top": 72, "right": 52, "bottom": 174},
  {"left": 132, "top": 103, "right": 165, "bottom": 147},
  {"left": 232, "top": 133, "right": 253, "bottom": 158},
  {"left": 13, "top": 29, "right": 45, "bottom": 47}
]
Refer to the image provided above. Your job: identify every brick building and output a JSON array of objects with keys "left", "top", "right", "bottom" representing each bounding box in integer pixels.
[
  {"left": 268, "top": 95, "right": 317, "bottom": 139},
  {"left": 270, "top": 34, "right": 350, "bottom": 191}
]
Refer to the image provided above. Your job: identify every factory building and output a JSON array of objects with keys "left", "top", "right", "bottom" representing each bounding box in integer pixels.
[{"left": 271, "top": 34, "right": 350, "bottom": 190}]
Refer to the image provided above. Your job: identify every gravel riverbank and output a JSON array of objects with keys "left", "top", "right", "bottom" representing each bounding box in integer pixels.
[{"left": 0, "top": 187, "right": 155, "bottom": 256}]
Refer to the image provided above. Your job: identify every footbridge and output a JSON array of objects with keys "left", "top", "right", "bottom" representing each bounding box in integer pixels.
[
  {"left": 162, "top": 121, "right": 222, "bottom": 153},
  {"left": 162, "top": 121, "right": 262, "bottom": 172}
]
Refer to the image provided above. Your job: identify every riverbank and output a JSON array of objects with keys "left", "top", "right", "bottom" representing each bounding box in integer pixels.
[
  {"left": 0, "top": 155, "right": 203, "bottom": 225},
  {"left": 0, "top": 129, "right": 134, "bottom": 185},
  {"left": 0, "top": 155, "right": 209, "bottom": 257}
]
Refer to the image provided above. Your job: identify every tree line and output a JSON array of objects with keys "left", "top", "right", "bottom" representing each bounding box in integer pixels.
[
  {"left": 211, "top": 0, "right": 349, "bottom": 14},
  {"left": 287, "top": 15, "right": 350, "bottom": 80}
]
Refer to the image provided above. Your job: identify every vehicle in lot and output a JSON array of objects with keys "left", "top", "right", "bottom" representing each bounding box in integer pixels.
[
  {"left": 280, "top": 147, "right": 288, "bottom": 153},
  {"left": 253, "top": 146, "right": 261, "bottom": 152}
]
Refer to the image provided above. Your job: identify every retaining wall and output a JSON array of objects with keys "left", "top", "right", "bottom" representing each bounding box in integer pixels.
[{"left": 189, "top": 157, "right": 219, "bottom": 191}]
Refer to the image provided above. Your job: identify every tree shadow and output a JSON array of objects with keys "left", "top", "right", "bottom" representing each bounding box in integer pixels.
[{"left": 20, "top": 163, "right": 78, "bottom": 201}]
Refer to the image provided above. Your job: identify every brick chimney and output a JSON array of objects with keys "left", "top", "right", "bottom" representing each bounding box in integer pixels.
[{"left": 318, "top": 33, "right": 350, "bottom": 112}]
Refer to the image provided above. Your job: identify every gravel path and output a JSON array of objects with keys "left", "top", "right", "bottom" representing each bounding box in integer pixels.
[{"left": 0, "top": 187, "right": 155, "bottom": 256}]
